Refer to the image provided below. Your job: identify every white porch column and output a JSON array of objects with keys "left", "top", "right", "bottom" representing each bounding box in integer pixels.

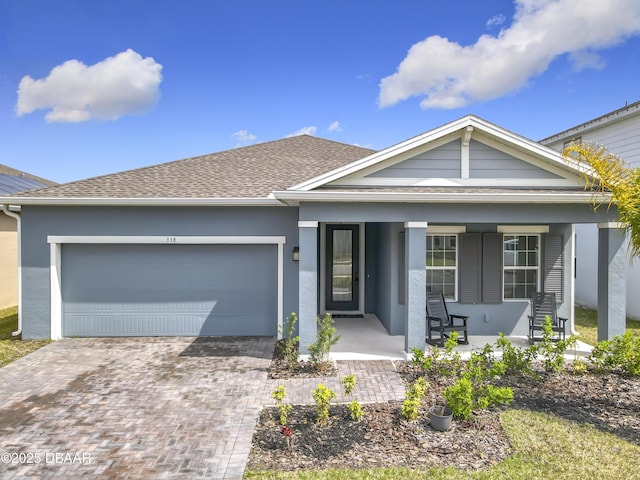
[
  {"left": 404, "top": 222, "right": 427, "bottom": 354},
  {"left": 597, "top": 223, "right": 628, "bottom": 341},
  {"left": 298, "top": 221, "right": 318, "bottom": 355}
]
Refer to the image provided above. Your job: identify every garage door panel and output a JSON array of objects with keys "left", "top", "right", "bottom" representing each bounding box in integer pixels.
[{"left": 61, "top": 243, "right": 277, "bottom": 337}]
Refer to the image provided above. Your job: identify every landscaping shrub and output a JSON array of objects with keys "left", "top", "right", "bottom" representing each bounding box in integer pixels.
[
  {"left": 538, "top": 316, "right": 577, "bottom": 373},
  {"left": 495, "top": 333, "right": 538, "bottom": 378},
  {"left": 308, "top": 313, "right": 340, "bottom": 367},
  {"left": 280, "top": 312, "right": 299, "bottom": 370},
  {"left": 271, "top": 385, "right": 292, "bottom": 426},
  {"left": 589, "top": 332, "right": 640, "bottom": 376},
  {"left": 313, "top": 384, "right": 336, "bottom": 423},
  {"left": 401, "top": 377, "right": 428, "bottom": 421}
]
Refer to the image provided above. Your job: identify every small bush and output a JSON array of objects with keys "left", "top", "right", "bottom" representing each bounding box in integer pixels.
[
  {"left": 410, "top": 346, "right": 440, "bottom": 373},
  {"left": 271, "top": 385, "right": 292, "bottom": 426},
  {"left": 444, "top": 375, "right": 513, "bottom": 420},
  {"left": 438, "top": 332, "right": 463, "bottom": 376},
  {"left": 443, "top": 376, "right": 474, "bottom": 420},
  {"left": 572, "top": 358, "right": 588, "bottom": 375},
  {"left": 495, "top": 333, "right": 539, "bottom": 378},
  {"left": 313, "top": 384, "right": 336, "bottom": 423},
  {"left": 539, "top": 317, "right": 577, "bottom": 373},
  {"left": 589, "top": 332, "right": 640, "bottom": 376},
  {"left": 342, "top": 374, "right": 357, "bottom": 397},
  {"left": 280, "top": 312, "right": 300, "bottom": 370},
  {"left": 308, "top": 313, "right": 341, "bottom": 367},
  {"left": 401, "top": 377, "right": 428, "bottom": 421},
  {"left": 348, "top": 400, "right": 363, "bottom": 422}
]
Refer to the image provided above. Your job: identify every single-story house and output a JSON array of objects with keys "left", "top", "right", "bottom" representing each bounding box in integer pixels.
[
  {"left": 0, "top": 164, "right": 56, "bottom": 310},
  {"left": 541, "top": 100, "right": 640, "bottom": 320},
  {"left": 0, "top": 116, "right": 628, "bottom": 353}
]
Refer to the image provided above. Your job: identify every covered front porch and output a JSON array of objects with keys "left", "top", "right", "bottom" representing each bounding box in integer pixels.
[
  {"left": 330, "top": 315, "right": 595, "bottom": 361},
  {"left": 297, "top": 213, "right": 628, "bottom": 357}
]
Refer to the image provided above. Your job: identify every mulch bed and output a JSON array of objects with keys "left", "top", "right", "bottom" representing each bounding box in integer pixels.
[
  {"left": 249, "top": 357, "right": 640, "bottom": 473},
  {"left": 268, "top": 358, "right": 338, "bottom": 379}
]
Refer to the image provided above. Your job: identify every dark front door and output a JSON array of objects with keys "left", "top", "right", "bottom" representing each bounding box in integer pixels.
[{"left": 325, "top": 224, "right": 359, "bottom": 311}]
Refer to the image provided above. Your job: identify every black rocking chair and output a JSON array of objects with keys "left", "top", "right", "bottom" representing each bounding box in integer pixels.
[
  {"left": 528, "top": 292, "right": 567, "bottom": 344},
  {"left": 426, "top": 291, "right": 469, "bottom": 347}
]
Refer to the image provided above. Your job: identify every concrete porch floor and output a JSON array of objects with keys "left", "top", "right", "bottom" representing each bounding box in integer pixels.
[{"left": 331, "top": 314, "right": 594, "bottom": 361}]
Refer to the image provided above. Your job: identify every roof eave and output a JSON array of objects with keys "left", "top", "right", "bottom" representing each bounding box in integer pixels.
[
  {"left": 272, "top": 190, "right": 612, "bottom": 204},
  {"left": 0, "top": 197, "right": 285, "bottom": 207}
]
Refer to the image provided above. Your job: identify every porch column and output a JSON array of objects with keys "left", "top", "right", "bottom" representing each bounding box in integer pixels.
[
  {"left": 597, "top": 223, "right": 628, "bottom": 341},
  {"left": 404, "top": 222, "right": 427, "bottom": 354},
  {"left": 298, "top": 221, "right": 318, "bottom": 355}
]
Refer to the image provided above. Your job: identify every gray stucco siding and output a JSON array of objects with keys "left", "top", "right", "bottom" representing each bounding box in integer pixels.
[{"left": 20, "top": 206, "right": 300, "bottom": 339}]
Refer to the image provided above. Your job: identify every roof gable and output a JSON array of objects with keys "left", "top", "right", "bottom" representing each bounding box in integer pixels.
[{"left": 290, "top": 115, "right": 587, "bottom": 191}]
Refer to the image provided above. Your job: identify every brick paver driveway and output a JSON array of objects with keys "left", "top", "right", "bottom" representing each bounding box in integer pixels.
[{"left": 0, "top": 337, "right": 274, "bottom": 479}]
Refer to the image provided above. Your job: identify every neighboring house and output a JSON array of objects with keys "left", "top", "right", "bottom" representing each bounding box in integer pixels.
[
  {"left": 0, "top": 116, "right": 628, "bottom": 353},
  {"left": 0, "top": 164, "right": 56, "bottom": 310},
  {"left": 540, "top": 101, "right": 640, "bottom": 320}
]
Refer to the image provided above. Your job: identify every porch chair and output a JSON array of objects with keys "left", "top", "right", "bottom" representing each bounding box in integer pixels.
[
  {"left": 528, "top": 292, "right": 567, "bottom": 344},
  {"left": 426, "top": 291, "right": 469, "bottom": 347}
]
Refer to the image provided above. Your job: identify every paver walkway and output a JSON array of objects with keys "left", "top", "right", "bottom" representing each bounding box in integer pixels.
[
  {"left": 263, "top": 360, "right": 406, "bottom": 405},
  {"left": 0, "top": 338, "right": 406, "bottom": 479}
]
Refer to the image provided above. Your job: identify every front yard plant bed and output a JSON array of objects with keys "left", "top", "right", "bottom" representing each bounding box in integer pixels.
[
  {"left": 249, "top": 360, "right": 640, "bottom": 474},
  {"left": 247, "top": 402, "right": 511, "bottom": 472},
  {"left": 268, "top": 357, "right": 338, "bottom": 379}
]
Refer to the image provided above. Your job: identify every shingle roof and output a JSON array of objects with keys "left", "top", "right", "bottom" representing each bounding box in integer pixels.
[
  {"left": 0, "top": 164, "right": 57, "bottom": 195},
  {"left": 13, "top": 136, "right": 375, "bottom": 199}
]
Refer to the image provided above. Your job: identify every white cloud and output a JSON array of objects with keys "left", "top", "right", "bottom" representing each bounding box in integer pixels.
[
  {"left": 379, "top": 0, "right": 640, "bottom": 110},
  {"left": 232, "top": 129, "right": 257, "bottom": 147},
  {"left": 16, "top": 49, "right": 163, "bottom": 122},
  {"left": 328, "top": 120, "right": 342, "bottom": 132},
  {"left": 486, "top": 14, "right": 506, "bottom": 28},
  {"left": 286, "top": 126, "right": 317, "bottom": 137}
]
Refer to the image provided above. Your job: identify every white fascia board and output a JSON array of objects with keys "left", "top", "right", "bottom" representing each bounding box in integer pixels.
[
  {"left": 0, "top": 197, "right": 284, "bottom": 207},
  {"left": 47, "top": 235, "right": 286, "bottom": 245},
  {"left": 289, "top": 116, "right": 478, "bottom": 192},
  {"left": 330, "top": 178, "right": 583, "bottom": 188},
  {"left": 272, "top": 190, "right": 611, "bottom": 204}
]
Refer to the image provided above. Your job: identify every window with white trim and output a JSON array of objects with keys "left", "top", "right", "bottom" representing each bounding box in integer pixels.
[
  {"left": 426, "top": 234, "right": 457, "bottom": 301},
  {"left": 503, "top": 234, "right": 540, "bottom": 299}
]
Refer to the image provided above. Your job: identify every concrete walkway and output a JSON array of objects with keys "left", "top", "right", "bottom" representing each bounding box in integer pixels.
[{"left": 0, "top": 337, "right": 407, "bottom": 480}]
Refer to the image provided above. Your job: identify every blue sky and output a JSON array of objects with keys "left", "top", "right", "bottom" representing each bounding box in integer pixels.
[{"left": 1, "top": 0, "right": 639, "bottom": 184}]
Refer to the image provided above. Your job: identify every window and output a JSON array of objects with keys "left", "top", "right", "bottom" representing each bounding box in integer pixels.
[
  {"left": 503, "top": 234, "right": 540, "bottom": 299},
  {"left": 427, "top": 234, "right": 457, "bottom": 300}
]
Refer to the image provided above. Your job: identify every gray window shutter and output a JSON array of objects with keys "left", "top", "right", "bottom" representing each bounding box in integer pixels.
[
  {"left": 544, "top": 234, "right": 563, "bottom": 302},
  {"left": 482, "top": 233, "right": 503, "bottom": 304},
  {"left": 459, "top": 233, "right": 481, "bottom": 304}
]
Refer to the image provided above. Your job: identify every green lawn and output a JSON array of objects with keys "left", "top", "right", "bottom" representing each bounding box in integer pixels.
[
  {"left": 574, "top": 305, "right": 640, "bottom": 346},
  {"left": 0, "top": 306, "right": 50, "bottom": 368},
  {"left": 245, "top": 409, "right": 640, "bottom": 479}
]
